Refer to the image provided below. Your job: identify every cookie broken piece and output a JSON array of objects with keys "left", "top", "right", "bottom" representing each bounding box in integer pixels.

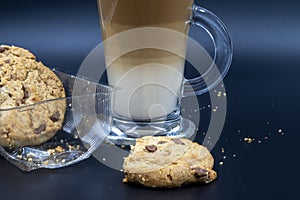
[
  {"left": 0, "top": 44, "right": 66, "bottom": 148},
  {"left": 122, "top": 136, "right": 217, "bottom": 188}
]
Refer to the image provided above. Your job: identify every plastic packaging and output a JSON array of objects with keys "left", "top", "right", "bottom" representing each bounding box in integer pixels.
[{"left": 0, "top": 69, "right": 112, "bottom": 171}]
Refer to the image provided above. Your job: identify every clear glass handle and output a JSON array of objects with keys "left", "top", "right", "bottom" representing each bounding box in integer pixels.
[{"left": 183, "top": 5, "right": 233, "bottom": 97}]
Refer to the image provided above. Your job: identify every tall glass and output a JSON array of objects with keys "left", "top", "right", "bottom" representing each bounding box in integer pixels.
[{"left": 97, "top": 0, "right": 233, "bottom": 145}]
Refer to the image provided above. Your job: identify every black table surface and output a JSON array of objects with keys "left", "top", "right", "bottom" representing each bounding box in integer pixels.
[{"left": 1, "top": 0, "right": 299, "bottom": 200}]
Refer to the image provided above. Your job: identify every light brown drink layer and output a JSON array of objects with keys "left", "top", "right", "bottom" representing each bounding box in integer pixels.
[{"left": 98, "top": 0, "right": 193, "bottom": 39}]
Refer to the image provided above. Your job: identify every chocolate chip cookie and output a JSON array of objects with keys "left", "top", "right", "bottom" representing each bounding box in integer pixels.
[
  {"left": 0, "top": 45, "right": 66, "bottom": 148},
  {"left": 123, "top": 136, "right": 217, "bottom": 188}
]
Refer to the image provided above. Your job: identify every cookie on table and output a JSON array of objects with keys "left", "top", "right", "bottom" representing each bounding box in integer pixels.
[
  {"left": 122, "top": 136, "right": 217, "bottom": 188},
  {"left": 0, "top": 45, "right": 66, "bottom": 148}
]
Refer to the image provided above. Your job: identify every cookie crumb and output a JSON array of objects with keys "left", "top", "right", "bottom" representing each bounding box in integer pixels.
[
  {"left": 221, "top": 147, "right": 225, "bottom": 153},
  {"left": 68, "top": 145, "right": 74, "bottom": 151},
  {"left": 264, "top": 136, "right": 268, "bottom": 140},
  {"left": 43, "top": 161, "right": 49, "bottom": 165},
  {"left": 47, "top": 149, "right": 55, "bottom": 155},
  {"left": 244, "top": 137, "right": 253, "bottom": 143},
  {"left": 55, "top": 146, "right": 64, "bottom": 153}
]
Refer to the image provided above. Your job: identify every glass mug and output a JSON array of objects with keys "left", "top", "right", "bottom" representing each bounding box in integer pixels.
[{"left": 97, "top": 0, "right": 233, "bottom": 145}]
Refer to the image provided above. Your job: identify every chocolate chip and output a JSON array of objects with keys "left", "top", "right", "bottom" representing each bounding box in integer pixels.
[
  {"left": 0, "top": 47, "right": 6, "bottom": 53},
  {"left": 4, "top": 59, "right": 10, "bottom": 63},
  {"left": 191, "top": 167, "right": 208, "bottom": 179},
  {"left": 166, "top": 174, "right": 173, "bottom": 181},
  {"left": 21, "top": 86, "right": 29, "bottom": 103},
  {"left": 171, "top": 138, "right": 185, "bottom": 145},
  {"left": 50, "top": 111, "right": 60, "bottom": 122},
  {"left": 145, "top": 145, "right": 157, "bottom": 152},
  {"left": 23, "top": 90, "right": 29, "bottom": 99},
  {"left": 34, "top": 124, "right": 46, "bottom": 134},
  {"left": 158, "top": 140, "right": 168, "bottom": 145},
  {"left": 10, "top": 74, "right": 17, "bottom": 81}
]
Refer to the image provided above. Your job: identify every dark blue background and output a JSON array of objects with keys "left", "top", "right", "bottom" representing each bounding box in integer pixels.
[{"left": 0, "top": 0, "right": 299, "bottom": 200}]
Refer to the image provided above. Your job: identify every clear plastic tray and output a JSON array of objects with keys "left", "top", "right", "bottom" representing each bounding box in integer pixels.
[{"left": 0, "top": 69, "right": 112, "bottom": 171}]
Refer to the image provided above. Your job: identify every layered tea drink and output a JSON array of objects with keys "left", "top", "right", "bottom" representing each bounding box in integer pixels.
[{"left": 98, "top": 0, "right": 193, "bottom": 121}]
